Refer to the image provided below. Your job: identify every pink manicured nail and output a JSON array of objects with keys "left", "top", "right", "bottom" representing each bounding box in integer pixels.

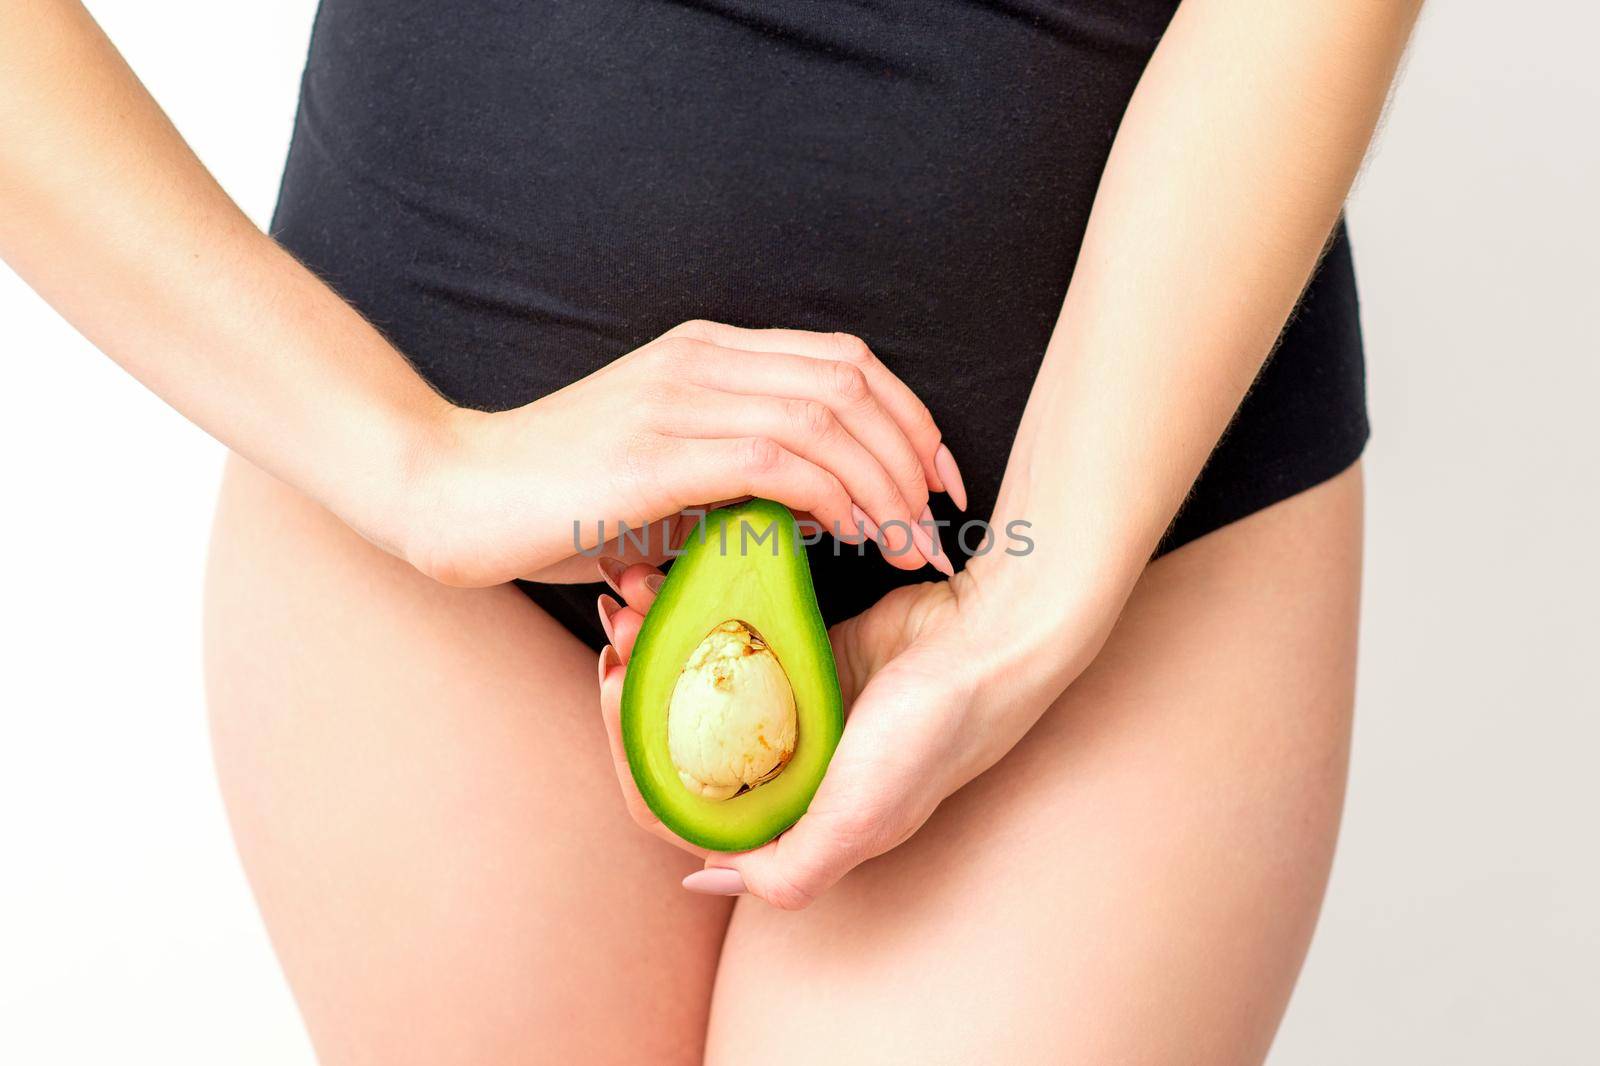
[
  {"left": 597, "top": 594, "right": 621, "bottom": 645},
  {"left": 597, "top": 556, "right": 627, "bottom": 596},
  {"left": 644, "top": 573, "right": 665, "bottom": 594},
  {"left": 597, "top": 644, "right": 618, "bottom": 689},
  {"left": 934, "top": 444, "right": 968, "bottom": 512},
  {"left": 917, "top": 505, "right": 955, "bottom": 578},
  {"left": 682, "top": 867, "right": 746, "bottom": 896},
  {"left": 907, "top": 521, "right": 938, "bottom": 571}
]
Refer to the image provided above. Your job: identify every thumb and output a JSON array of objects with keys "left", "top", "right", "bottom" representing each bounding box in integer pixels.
[{"left": 688, "top": 806, "right": 880, "bottom": 911}]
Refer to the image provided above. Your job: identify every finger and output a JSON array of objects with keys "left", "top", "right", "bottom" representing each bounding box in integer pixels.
[
  {"left": 596, "top": 645, "right": 658, "bottom": 828},
  {"left": 598, "top": 645, "right": 709, "bottom": 857},
  {"left": 668, "top": 320, "right": 952, "bottom": 499},
  {"left": 660, "top": 390, "right": 928, "bottom": 569},
  {"left": 615, "top": 561, "right": 665, "bottom": 610},
  {"left": 597, "top": 593, "right": 622, "bottom": 647},
  {"left": 602, "top": 602, "right": 646, "bottom": 662},
  {"left": 597, "top": 594, "right": 647, "bottom": 659},
  {"left": 655, "top": 435, "right": 861, "bottom": 555},
  {"left": 595, "top": 558, "right": 664, "bottom": 608},
  {"left": 681, "top": 344, "right": 931, "bottom": 528},
  {"left": 692, "top": 806, "right": 876, "bottom": 911}
]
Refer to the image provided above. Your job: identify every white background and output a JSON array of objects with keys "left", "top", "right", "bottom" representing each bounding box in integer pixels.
[{"left": 2, "top": 3, "right": 1596, "bottom": 1063}]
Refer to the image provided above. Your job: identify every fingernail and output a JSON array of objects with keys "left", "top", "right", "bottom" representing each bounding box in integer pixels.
[
  {"left": 597, "top": 556, "right": 627, "bottom": 595},
  {"left": 682, "top": 867, "right": 746, "bottom": 896},
  {"left": 597, "top": 594, "right": 621, "bottom": 645},
  {"left": 917, "top": 505, "right": 955, "bottom": 578},
  {"left": 935, "top": 444, "right": 968, "bottom": 512},
  {"left": 850, "top": 503, "right": 879, "bottom": 544},
  {"left": 907, "top": 520, "right": 938, "bottom": 569},
  {"left": 644, "top": 573, "right": 665, "bottom": 594},
  {"left": 597, "top": 644, "right": 618, "bottom": 689}
]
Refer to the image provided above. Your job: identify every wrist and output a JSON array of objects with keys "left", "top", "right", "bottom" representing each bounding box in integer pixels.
[
  {"left": 955, "top": 534, "right": 1142, "bottom": 697},
  {"left": 327, "top": 390, "right": 474, "bottom": 569}
]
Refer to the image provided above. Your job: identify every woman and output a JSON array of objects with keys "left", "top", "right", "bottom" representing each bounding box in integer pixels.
[{"left": 2, "top": 1, "right": 1421, "bottom": 1062}]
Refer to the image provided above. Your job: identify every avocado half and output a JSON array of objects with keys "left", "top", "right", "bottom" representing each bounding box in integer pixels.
[{"left": 621, "top": 499, "right": 844, "bottom": 852}]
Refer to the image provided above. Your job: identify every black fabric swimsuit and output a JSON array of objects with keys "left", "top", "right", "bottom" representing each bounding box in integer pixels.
[{"left": 271, "top": 0, "right": 1367, "bottom": 650}]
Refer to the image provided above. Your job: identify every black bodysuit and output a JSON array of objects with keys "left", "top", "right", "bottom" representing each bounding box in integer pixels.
[{"left": 271, "top": 1, "right": 1367, "bottom": 648}]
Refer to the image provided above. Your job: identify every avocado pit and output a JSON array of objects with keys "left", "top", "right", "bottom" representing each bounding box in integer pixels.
[{"left": 667, "top": 620, "right": 797, "bottom": 801}]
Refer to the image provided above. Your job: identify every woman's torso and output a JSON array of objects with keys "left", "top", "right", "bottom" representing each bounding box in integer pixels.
[{"left": 272, "top": 0, "right": 1366, "bottom": 635}]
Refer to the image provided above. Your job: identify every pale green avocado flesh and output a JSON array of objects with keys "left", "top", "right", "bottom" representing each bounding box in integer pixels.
[{"left": 621, "top": 500, "right": 843, "bottom": 852}]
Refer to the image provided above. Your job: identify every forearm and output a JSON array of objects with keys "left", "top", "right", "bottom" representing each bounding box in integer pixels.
[
  {"left": 0, "top": 1, "right": 451, "bottom": 551},
  {"left": 974, "top": 0, "right": 1421, "bottom": 653}
]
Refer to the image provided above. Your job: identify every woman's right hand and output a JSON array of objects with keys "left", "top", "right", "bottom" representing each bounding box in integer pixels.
[
  {"left": 400, "top": 320, "right": 965, "bottom": 587},
  {"left": 0, "top": 12, "right": 966, "bottom": 590}
]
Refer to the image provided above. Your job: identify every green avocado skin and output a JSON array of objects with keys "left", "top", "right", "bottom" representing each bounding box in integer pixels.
[{"left": 620, "top": 500, "right": 844, "bottom": 852}]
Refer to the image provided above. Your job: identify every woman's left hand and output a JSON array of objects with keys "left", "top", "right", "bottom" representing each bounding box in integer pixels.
[{"left": 595, "top": 556, "right": 1122, "bottom": 909}]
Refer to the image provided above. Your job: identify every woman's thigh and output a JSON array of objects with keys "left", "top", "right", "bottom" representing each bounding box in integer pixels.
[
  {"left": 706, "top": 465, "right": 1365, "bottom": 1066},
  {"left": 203, "top": 455, "right": 731, "bottom": 1066}
]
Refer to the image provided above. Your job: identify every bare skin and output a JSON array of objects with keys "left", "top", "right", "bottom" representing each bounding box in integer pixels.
[
  {"left": 207, "top": 453, "right": 1361, "bottom": 1064},
  {"left": 708, "top": 465, "right": 1363, "bottom": 1065},
  {"left": 7, "top": 1, "right": 1411, "bottom": 1058},
  {"left": 205, "top": 453, "right": 730, "bottom": 1065}
]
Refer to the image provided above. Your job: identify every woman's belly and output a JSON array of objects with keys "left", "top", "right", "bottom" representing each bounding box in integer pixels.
[{"left": 272, "top": 1, "right": 1174, "bottom": 468}]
